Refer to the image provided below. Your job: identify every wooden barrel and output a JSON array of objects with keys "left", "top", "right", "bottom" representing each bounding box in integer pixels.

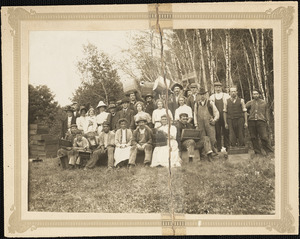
[
  {"left": 140, "top": 81, "right": 154, "bottom": 96},
  {"left": 153, "top": 76, "right": 171, "bottom": 94},
  {"left": 122, "top": 79, "right": 139, "bottom": 94}
]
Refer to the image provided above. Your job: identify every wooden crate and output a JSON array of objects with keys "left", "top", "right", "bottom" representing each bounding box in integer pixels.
[
  {"left": 181, "top": 129, "right": 202, "bottom": 141},
  {"left": 228, "top": 147, "right": 249, "bottom": 155}
]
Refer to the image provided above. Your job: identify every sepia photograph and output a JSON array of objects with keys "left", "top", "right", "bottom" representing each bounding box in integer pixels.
[
  {"left": 28, "top": 28, "right": 276, "bottom": 215},
  {"left": 2, "top": 2, "right": 298, "bottom": 237}
]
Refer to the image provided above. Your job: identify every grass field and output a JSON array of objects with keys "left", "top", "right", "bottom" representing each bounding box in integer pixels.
[{"left": 28, "top": 152, "right": 275, "bottom": 215}]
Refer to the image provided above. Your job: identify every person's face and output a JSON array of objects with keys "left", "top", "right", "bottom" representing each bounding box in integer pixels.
[
  {"left": 161, "top": 116, "right": 168, "bottom": 125},
  {"left": 215, "top": 86, "right": 222, "bottom": 93},
  {"left": 161, "top": 93, "right": 166, "bottom": 100},
  {"left": 138, "top": 120, "right": 145, "bottom": 128},
  {"left": 122, "top": 102, "right": 128, "bottom": 109},
  {"left": 77, "top": 134, "right": 82, "bottom": 141},
  {"left": 191, "top": 87, "right": 197, "bottom": 94},
  {"left": 73, "top": 103, "right": 79, "bottom": 110},
  {"left": 174, "top": 86, "right": 180, "bottom": 94},
  {"left": 120, "top": 121, "right": 127, "bottom": 129},
  {"left": 89, "top": 110, "right": 95, "bottom": 116},
  {"left": 80, "top": 110, "right": 86, "bottom": 116},
  {"left": 187, "top": 90, "right": 192, "bottom": 96},
  {"left": 136, "top": 104, "right": 143, "bottom": 112},
  {"left": 146, "top": 96, "right": 152, "bottom": 102},
  {"left": 99, "top": 106, "right": 106, "bottom": 112},
  {"left": 157, "top": 102, "right": 163, "bottom": 109},
  {"left": 178, "top": 98, "right": 185, "bottom": 106},
  {"left": 230, "top": 88, "right": 237, "bottom": 98},
  {"left": 253, "top": 91, "right": 260, "bottom": 100},
  {"left": 67, "top": 111, "right": 73, "bottom": 117},
  {"left": 200, "top": 94, "right": 207, "bottom": 101},
  {"left": 103, "top": 125, "right": 110, "bottom": 133},
  {"left": 109, "top": 108, "right": 116, "bottom": 114},
  {"left": 180, "top": 115, "right": 188, "bottom": 124},
  {"left": 71, "top": 126, "right": 77, "bottom": 133},
  {"left": 129, "top": 93, "right": 136, "bottom": 101}
]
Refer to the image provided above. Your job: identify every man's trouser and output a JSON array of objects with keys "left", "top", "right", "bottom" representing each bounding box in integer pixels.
[
  {"left": 57, "top": 148, "right": 70, "bottom": 169},
  {"left": 182, "top": 139, "right": 195, "bottom": 157},
  {"left": 195, "top": 136, "right": 213, "bottom": 155},
  {"left": 215, "top": 117, "right": 229, "bottom": 151},
  {"left": 227, "top": 117, "right": 245, "bottom": 146},
  {"left": 85, "top": 146, "right": 115, "bottom": 168},
  {"left": 129, "top": 143, "right": 152, "bottom": 165},
  {"left": 248, "top": 120, "right": 273, "bottom": 154}
]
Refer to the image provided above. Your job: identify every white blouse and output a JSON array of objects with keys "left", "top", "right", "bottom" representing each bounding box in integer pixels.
[
  {"left": 174, "top": 104, "right": 193, "bottom": 121},
  {"left": 152, "top": 108, "right": 173, "bottom": 128}
]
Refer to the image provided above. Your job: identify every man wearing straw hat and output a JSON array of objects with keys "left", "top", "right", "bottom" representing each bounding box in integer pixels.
[
  {"left": 209, "top": 81, "right": 230, "bottom": 152},
  {"left": 128, "top": 115, "right": 153, "bottom": 168}
]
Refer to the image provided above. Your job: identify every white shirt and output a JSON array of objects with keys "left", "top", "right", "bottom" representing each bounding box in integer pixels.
[
  {"left": 159, "top": 125, "right": 177, "bottom": 139},
  {"left": 67, "top": 116, "right": 72, "bottom": 128},
  {"left": 121, "top": 129, "right": 127, "bottom": 144},
  {"left": 174, "top": 105, "right": 193, "bottom": 121},
  {"left": 209, "top": 92, "right": 230, "bottom": 102},
  {"left": 96, "top": 112, "right": 110, "bottom": 125},
  {"left": 76, "top": 116, "right": 89, "bottom": 133},
  {"left": 152, "top": 108, "right": 173, "bottom": 128}
]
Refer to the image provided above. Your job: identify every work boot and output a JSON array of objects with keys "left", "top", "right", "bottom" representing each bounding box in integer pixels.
[
  {"left": 188, "top": 157, "right": 193, "bottom": 163},
  {"left": 207, "top": 153, "right": 213, "bottom": 162}
]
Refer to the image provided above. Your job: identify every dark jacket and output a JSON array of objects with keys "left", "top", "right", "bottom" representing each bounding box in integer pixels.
[
  {"left": 61, "top": 116, "right": 76, "bottom": 138},
  {"left": 110, "top": 112, "right": 119, "bottom": 131},
  {"left": 145, "top": 101, "right": 155, "bottom": 117},
  {"left": 132, "top": 126, "right": 153, "bottom": 145},
  {"left": 115, "top": 108, "right": 135, "bottom": 130},
  {"left": 186, "top": 94, "right": 198, "bottom": 112},
  {"left": 175, "top": 121, "right": 194, "bottom": 143}
]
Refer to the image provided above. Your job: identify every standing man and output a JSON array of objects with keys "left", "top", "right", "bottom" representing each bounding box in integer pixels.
[
  {"left": 209, "top": 81, "right": 230, "bottom": 151},
  {"left": 71, "top": 101, "right": 80, "bottom": 118},
  {"left": 128, "top": 116, "right": 153, "bottom": 168},
  {"left": 186, "top": 83, "right": 198, "bottom": 112},
  {"left": 61, "top": 105, "right": 77, "bottom": 139},
  {"left": 170, "top": 82, "right": 183, "bottom": 116},
  {"left": 194, "top": 87, "right": 219, "bottom": 153},
  {"left": 246, "top": 89, "right": 274, "bottom": 157},
  {"left": 128, "top": 91, "right": 140, "bottom": 114},
  {"left": 224, "top": 86, "right": 248, "bottom": 147},
  {"left": 107, "top": 103, "right": 118, "bottom": 131},
  {"left": 115, "top": 97, "right": 135, "bottom": 130},
  {"left": 144, "top": 94, "right": 155, "bottom": 117},
  {"left": 84, "top": 121, "right": 115, "bottom": 171}
]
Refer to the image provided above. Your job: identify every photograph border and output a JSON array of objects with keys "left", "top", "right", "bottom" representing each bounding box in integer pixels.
[{"left": 3, "top": 3, "right": 297, "bottom": 235}]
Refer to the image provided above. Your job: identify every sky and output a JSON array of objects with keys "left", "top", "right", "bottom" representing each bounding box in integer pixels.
[{"left": 29, "top": 30, "right": 142, "bottom": 106}]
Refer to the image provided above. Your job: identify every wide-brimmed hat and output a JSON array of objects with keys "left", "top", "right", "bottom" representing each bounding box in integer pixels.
[
  {"left": 135, "top": 115, "right": 147, "bottom": 123},
  {"left": 71, "top": 101, "right": 78, "bottom": 105},
  {"left": 190, "top": 83, "right": 198, "bottom": 89},
  {"left": 107, "top": 103, "right": 116, "bottom": 110},
  {"left": 199, "top": 87, "right": 208, "bottom": 95},
  {"left": 79, "top": 106, "right": 87, "bottom": 112},
  {"left": 64, "top": 105, "right": 74, "bottom": 112},
  {"left": 125, "top": 90, "right": 137, "bottom": 96},
  {"left": 87, "top": 107, "right": 95, "bottom": 115},
  {"left": 171, "top": 82, "right": 183, "bottom": 91},
  {"left": 252, "top": 88, "right": 261, "bottom": 95},
  {"left": 144, "top": 93, "right": 153, "bottom": 99},
  {"left": 96, "top": 101, "right": 107, "bottom": 108},
  {"left": 121, "top": 97, "right": 130, "bottom": 104},
  {"left": 214, "top": 81, "right": 222, "bottom": 87},
  {"left": 118, "top": 118, "right": 128, "bottom": 125},
  {"left": 70, "top": 124, "right": 77, "bottom": 128}
]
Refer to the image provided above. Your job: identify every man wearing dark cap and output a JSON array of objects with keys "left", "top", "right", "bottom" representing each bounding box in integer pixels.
[
  {"left": 115, "top": 97, "right": 135, "bottom": 130},
  {"left": 246, "top": 89, "right": 273, "bottom": 157},
  {"left": 209, "top": 81, "right": 230, "bottom": 151},
  {"left": 170, "top": 82, "right": 184, "bottom": 115},
  {"left": 61, "top": 105, "right": 77, "bottom": 139},
  {"left": 186, "top": 83, "right": 199, "bottom": 115},
  {"left": 194, "top": 87, "right": 219, "bottom": 153},
  {"left": 224, "top": 86, "right": 248, "bottom": 147},
  {"left": 84, "top": 121, "right": 115, "bottom": 171},
  {"left": 144, "top": 94, "right": 155, "bottom": 117}
]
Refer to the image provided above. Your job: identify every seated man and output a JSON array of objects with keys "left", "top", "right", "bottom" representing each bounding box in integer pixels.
[
  {"left": 69, "top": 131, "right": 90, "bottom": 169},
  {"left": 84, "top": 121, "right": 115, "bottom": 171},
  {"left": 57, "top": 124, "right": 78, "bottom": 169},
  {"left": 128, "top": 116, "right": 153, "bottom": 168},
  {"left": 177, "top": 113, "right": 216, "bottom": 162}
]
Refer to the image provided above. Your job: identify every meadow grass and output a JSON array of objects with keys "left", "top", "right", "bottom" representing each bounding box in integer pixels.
[{"left": 28, "top": 154, "right": 275, "bottom": 214}]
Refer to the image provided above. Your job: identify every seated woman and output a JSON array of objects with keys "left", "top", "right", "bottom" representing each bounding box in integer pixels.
[
  {"left": 134, "top": 101, "right": 153, "bottom": 128},
  {"left": 174, "top": 96, "right": 193, "bottom": 123},
  {"left": 86, "top": 107, "right": 97, "bottom": 133},
  {"left": 68, "top": 131, "right": 90, "bottom": 169},
  {"left": 151, "top": 114, "right": 181, "bottom": 168},
  {"left": 96, "top": 101, "right": 111, "bottom": 134},
  {"left": 152, "top": 99, "right": 173, "bottom": 128},
  {"left": 114, "top": 118, "right": 132, "bottom": 168}
]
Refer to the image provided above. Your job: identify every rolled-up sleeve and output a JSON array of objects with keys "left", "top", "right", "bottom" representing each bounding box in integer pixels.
[
  {"left": 241, "top": 99, "right": 247, "bottom": 112},
  {"left": 210, "top": 101, "right": 219, "bottom": 121}
]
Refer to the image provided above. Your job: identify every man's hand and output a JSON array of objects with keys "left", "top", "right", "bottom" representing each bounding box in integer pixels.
[
  {"left": 244, "top": 122, "right": 248, "bottom": 128},
  {"left": 137, "top": 144, "right": 143, "bottom": 150},
  {"left": 225, "top": 123, "right": 229, "bottom": 129},
  {"left": 209, "top": 118, "right": 216, "bottom": 126}
]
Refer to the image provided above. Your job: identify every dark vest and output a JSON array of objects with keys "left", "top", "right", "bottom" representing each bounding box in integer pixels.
[{"left": 227, "top": 98, "right": 243, "bottom": 119}]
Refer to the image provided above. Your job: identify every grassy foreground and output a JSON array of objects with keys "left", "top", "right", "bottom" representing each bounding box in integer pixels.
[{"left": 28, "top": 154, "right": 275, "bottom": 214}]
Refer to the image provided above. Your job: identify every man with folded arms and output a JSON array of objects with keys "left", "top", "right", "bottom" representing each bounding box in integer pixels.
[{"left": 128, "top": 116, "right": 153, "bottom": 168}]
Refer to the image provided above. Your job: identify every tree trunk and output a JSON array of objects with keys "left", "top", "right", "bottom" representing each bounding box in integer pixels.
[
  {"left": 183, "top": 29, "right": 196, "bottom": 72},
  {"left": 225, "top": 30, "right": 232, "bottom": 89},
  {"left": 249, "top": 29, "right": 266, "bottom": 100},
  {"left": 261, "top": 29, "right": 269, "bottom": 104},
  {"left": 205, "top": 29, "right": 214, "bottom": 93},
  {"left": 242, "top": 42, "right": 255, "bottom": 97},
  {"left": 196, "top": 29, "right": 207, "bottom": 90}
]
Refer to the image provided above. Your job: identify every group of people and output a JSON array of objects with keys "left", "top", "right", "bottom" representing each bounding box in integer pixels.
[{"left": 57, "top": 80, "right": 274, "bottom": 171}]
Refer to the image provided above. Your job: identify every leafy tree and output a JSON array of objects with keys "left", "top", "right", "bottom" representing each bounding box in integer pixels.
[{"left": 73, "top": 43, "right": 124, "bottom": 108}]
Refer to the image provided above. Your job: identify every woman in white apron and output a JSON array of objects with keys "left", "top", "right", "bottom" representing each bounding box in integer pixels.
[{"left": 114, "top": 118, "right": 132, "bottom": 167}]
